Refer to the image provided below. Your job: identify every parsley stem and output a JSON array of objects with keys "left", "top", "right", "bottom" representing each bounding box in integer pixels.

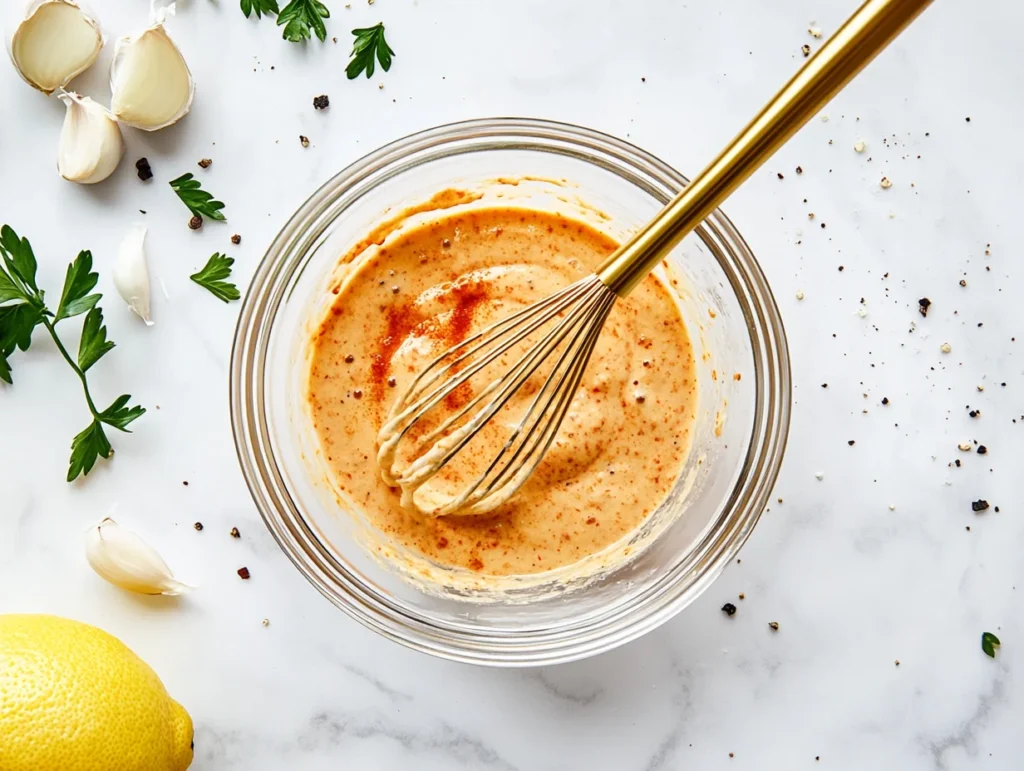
[{"left": 40, "top": 317, "right": 99, "bottom": 418}]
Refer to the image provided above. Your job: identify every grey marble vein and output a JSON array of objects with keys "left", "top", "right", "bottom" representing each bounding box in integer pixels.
[{"left": 920, "top": 679, "right": 1005, "bottom": 771}]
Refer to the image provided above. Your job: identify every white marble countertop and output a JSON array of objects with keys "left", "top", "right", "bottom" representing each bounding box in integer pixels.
[{"left": 2, "top": 0, "right": 1021, "bottom": 768}]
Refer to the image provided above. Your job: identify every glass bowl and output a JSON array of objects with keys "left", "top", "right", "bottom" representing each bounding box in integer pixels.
[{"left": 230, "top": 118, "right": 791, "bottom": 666}]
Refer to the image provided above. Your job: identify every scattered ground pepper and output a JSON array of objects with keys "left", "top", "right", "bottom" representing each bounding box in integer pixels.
[
  {"left": 722, "top": 602, "right": 737, "bottom": 616},
  {"left": 881, "top": 397, "right": 889, "bottom": 405},
  {"left": 977, "top": 445, "right": 987, "bottom": 455},
  {"left": 230, "top": 527, "right": 241, "bottom": 538},
  {"left": 188, "top": 215, "right": 203, "bottom": 230},
  {"left": 193, "top": 522, "right": 203, "bottom": 531},
  {"left": 182, "top": 480, "right": 189, "bottom": 486},
  {"left": 231, "top": 234, "right": 241, "bottom": 245},
  {"left": 972, "top": 500, "right": 990, "bottom": 513},
  {"left": 198, "top": 158, "right": 212, "bottom": 169},
  {"left": 801, "top": 44, "right": 811, "bottom": 56},
  {"left": 313, "top": 94, "right": 330, "bottom": 110},
  {"left": 918, "top": 297, "right": 931, "bottom": 317},
  {"left": 768, "top": 621, "right": 779, "bottom": 631},
  {"left": 300, "top": 135, "right": 310, "bottom": 148},
  {"left": 237, "top": 567, "right": 251, "bottom": 579},
  {"left": 135, "top": 157, "right": 153, "bottom": 181}
]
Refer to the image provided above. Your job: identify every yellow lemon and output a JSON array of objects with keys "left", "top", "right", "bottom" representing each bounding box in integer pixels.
[{"left": 0, "top": 614, "right": 193, "bottom": 771}]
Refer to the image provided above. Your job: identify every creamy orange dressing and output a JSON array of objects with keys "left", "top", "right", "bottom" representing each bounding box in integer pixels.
[{"left": 308, "top": 207, "right": 697, "bottom": 577}]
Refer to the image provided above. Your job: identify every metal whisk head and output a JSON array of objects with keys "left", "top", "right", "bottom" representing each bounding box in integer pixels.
[{"left": 377, "top": 274, "right": 617, "bottom": 517}]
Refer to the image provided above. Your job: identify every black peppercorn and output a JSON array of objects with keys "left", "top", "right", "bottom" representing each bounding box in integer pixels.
[
  {"left": 972, "top": 499, "right": 990, "bottom": 513},
  {"left": 721, "top": 602, "right": 737, "bottom": 616},
  {"left": 313, "top": 94, "right": 330, "bottom": 110},
  {"left": 135, "top": 157, "right": 153, "bottom": 181},
  {"left": 188, "top": 215, "right": 203, "bottom": 230}
]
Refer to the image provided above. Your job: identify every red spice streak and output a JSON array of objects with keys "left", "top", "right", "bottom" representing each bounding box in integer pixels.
[
  {"left": 370, "top": 305, "right": 424, "bottom": 401},
  {"left": 369, "top": 279, "right": 491, "bottom": 404}
]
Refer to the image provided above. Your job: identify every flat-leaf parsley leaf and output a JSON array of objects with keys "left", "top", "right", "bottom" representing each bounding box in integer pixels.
[
  {"left": 169, "top": 173, "right": 226, "bottom": 222},
  {"left": 278, "top": 0, "right": 329, "bottom": 42},
  {"left": 77, "top": 307, "right": 115, "bottom": 373},
  {"left": 191, "top": 253, "right": 241, "bottom": 303},
  {"left": 54, "top": 250, "right": 101, "bottom": 322},
  {"left": 241, "top": 0, "right": 279, "bottom": 19},
  {"left": 982, "top": 632, "right": 1001, "bottom": 658},
  {"left": 346, "top": 23, "right": 394, "bottom": 80}
]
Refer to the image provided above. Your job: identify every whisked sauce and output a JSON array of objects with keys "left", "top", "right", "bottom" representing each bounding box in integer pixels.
[{"left": 308, "top": 206, "right": 697, "bottom": 576}]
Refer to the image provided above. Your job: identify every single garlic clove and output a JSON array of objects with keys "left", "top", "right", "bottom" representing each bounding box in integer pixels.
[
  {"left": 8, "top": 0, "right": 103, "bottom": 94},
  {"left": 109, "top": 3, "right": 194, "bottom": 131},
  {"left": 113, "top": 224, "right": 154, "bottom": 325},
  {"left": 85, "top": 517, "right": 194, "bottom": 596},
  {"left": 57, "top": 91, "right": 124, "bottom": 184}
]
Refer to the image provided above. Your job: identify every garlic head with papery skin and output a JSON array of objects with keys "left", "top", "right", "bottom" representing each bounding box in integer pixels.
[
  {"left": 113, "top": 224, "right": 153, "bottom": 325},
  {"left": 8, "top": 0, "right": 103, "bottom": 94},
  {"left": 85, "top": 517, "right": 193, "bottom": 596},
  {"left": 57, "top": 92, "right": 124, "bottom": 184},
  {"left": 109, "top": 3, "right": 194, "bottom": 131}
]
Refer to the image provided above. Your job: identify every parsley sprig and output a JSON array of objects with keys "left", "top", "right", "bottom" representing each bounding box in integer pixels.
[
  {"left": 347, "top": 23, "right": 394, "bottom": 79},
  {"left": 241, "top": 0, "right": 279, "bottom": 19},
  {"left": 191, "top": 253, "right": 241, "bottom": 303},
  {"left": 278, "top": 0, "right": 329, "bottom": 42},
  {"left": 0, "top": 226, "right": 144, "bottom": 481},
  {"left": 169, "top": 173, "right": 226, "bottom": 222}
]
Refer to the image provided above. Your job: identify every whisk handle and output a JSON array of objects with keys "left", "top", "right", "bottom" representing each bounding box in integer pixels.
[{"left": 597, "top": 0, "right": 933, "bottom": 296}]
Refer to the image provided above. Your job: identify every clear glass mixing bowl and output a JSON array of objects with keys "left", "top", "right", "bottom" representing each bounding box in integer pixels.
[{"left": 230, "top": 118, "right": 791, "bottom": 666}]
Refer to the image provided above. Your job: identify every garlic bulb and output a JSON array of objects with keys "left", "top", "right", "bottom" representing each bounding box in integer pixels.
[
  {"left": 57, "top": 92, "right": 124, "bottom": 184},
  {"left": 8, "top": 0, "right": 103, "bottom": 94},
  {"left": 85, "top": 517, "right": 193, "bottom": 595},
  {"left": 112, "top": 224, "right": 153, "bottom": 325},
  {"left": 109, "top": 3, "right": 194, "bottom": 131}
]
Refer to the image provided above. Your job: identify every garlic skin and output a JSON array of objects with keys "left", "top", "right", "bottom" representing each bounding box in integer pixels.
[
  {"left": 85, "top": 517, "right": 193, "bottom": 596},
  {"left": 109, "top": 4, "right": 194, "bottom": 131},
  {"left": 113, "top": 224, "right": 154, "bottom": 325},
  {"left": 57, "top": 92, "right": 124, "bottom": 184},
  {"left": 8, "top": 0, "right": 103, "bottom": 94}
]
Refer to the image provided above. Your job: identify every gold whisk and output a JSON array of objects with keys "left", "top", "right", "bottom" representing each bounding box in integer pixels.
[{"left": 378, "top": 0, "right": 933, "bottom": 516}]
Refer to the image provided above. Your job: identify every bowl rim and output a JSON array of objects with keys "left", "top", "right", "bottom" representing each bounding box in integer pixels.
[{"left": 230, "top": 117, "right": 792, "bottom": 667}]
